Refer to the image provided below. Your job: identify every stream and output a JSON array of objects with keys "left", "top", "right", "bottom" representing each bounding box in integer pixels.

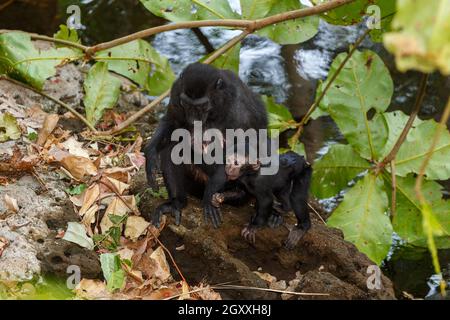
[{"left": 1, "top": 0, "right": 449, "bottom": 299}]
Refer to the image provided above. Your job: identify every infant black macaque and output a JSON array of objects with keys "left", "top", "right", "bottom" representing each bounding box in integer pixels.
[
  {"left": 143, "top": 62, "right": 267, "bottom": 228},
  {"left": 213, "top": 151, "right": 312, "bottom": 249}
]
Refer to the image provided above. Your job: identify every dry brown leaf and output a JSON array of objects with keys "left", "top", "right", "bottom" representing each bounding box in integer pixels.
[
  {"left": 81, "top": 204, "right": 98, "bottom": 236},
  {"left": 191, "top": 284, "right": 222, "bottom": 300},
  {"left": 127, "top": 153, "right": 145, "bottom": 170},
  {"left": 254, "top": 271, "right": 277, "bottom": 284},
  {"left": 4, "top": 194, "right": 19, "bottom": 213},
  {"left": 102, "top": 167, "right": 131, "bottom": 184},
  {"left": 37, "top": 114, "right": 59, "bottom": 146},
  {"left": 100, "top": 196, "right": 135, "bottom": 233},
  {"left": 178, "top": 280, "right": 191, "bottom": 300},
  {"left": 142, "top": 287, "right": 181, "bottom": 300},
  {"left": 150, "top": 246, "right": 171, "bottom": 282},
  {"left": 124, "top": 216, "right": 150, "bottom": 242},
  {"left": 117, "top": 247, "right": 134, "bottom": 261},
  {"left": 0, "top": 237, "right": 9, "bottom": 257},
  {"left": 62, "top": 137, "right": 90, "bottom": 158},
  {"left": 79, "top": 183, "right": 100, "bottom": 216},
  {"left": 74, "top": 279, "right": 110, "bottom": 300},
  {"left": 60, "top": 155, "right": 98, "bottom": 180},
  {"left": 104, "top": 176, "right": 130, "bottom": 195}
]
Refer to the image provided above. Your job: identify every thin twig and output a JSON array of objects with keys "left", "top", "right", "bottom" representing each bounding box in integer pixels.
[
  {"left": 0, "top": 75, "right": 97, "bottom": 132},
  {"left": 307, "top": 202, "right": 326, "bottom": 225},
  {"left": 380, "top": 74, "right": 429, "bottom": 167},
  {"left": 390, "top": 160, "right": 396, "bottom": 219},
  {"left": 414, "top": 98, "right": 450, "bottom": 297},
  {"left": 213, "top": 284, "right": 329, "bottom": 296},
  {"left": 289, "top": 28, "right": 370, "bottom": 146}
]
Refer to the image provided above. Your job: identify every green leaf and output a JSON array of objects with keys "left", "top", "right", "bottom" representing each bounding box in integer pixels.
[
  {"left": 311, "top": 144, "right": 370, "bottom": 199},
  {"left": 0, "top": 113, "right": 21, "bottom": 142},
  {"left": 83, "top": 62, "right": 121, "bottom": 125},
  {"left": 65, "top": 183, "right": 87, "bottom": 196},
  {"left": 95, "top": 40, "right": 175, "bottom": 95},
  {"left": 263, "top": 96, "right": 296, "bottom": 136},
  {"left": 107, "top": 269, "right": 126, "bottom": 292},
  {"left": 392, "top": 118, "right": 450, "bottom": 180},
  {"left": 369, "top": 0, "right": 396, "bottom": 42},
  {"left": 383, "top": 0, "right": 450, "bottom": 75},
  {"left": 257, "top": 1, "right": 319, "bottom": 45},
  {"left": 288, "top": 140, "right": 306, "bottom": 157},
  {"left": 62, "top": 222, "right": 94, "bottom": 250},
  {"left": 54, "top": 25, "right": 80, "bottom": 46},
  {"left": 240, "top": 0, "right": 275, "bottom": 19},
  {"left": 100, "top": 253, "right": 125, "bottom": 291},
  {"left": 140, "top": 0, "right": 238, "bottom": 22},
  {"left": 386, "top": 174, "right": 450, "bottom": 248},
  {"left": 0, "top": 32, "right": 80, "bottom": 89},
  {"left": 318, "top": 50, "right": 393, "bottom": 160},
  {"left": 108, "top": 214, "right": 127, "bottom": 225},
  {"left": 211, "top": 42, "right": 240, "bottom": 73},
  {"left": 328, "top": 174, "right": 392, "bottom": 264},
  {"left": 317, "top": 0, "right": 371, "bottom": 26}
]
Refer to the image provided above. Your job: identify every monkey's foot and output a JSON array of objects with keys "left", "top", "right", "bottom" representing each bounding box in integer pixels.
[
  {"left": 284, "top": 227, "right": 307, "bottom": 250},
  {"left": 152, "top": 202, "right": 182, "bottom": 227},
  {"left": 211, "top": 193, "right": 225, "bottom": 208},
  {"left": 267, "top": 213, "right": 284, "bottom": 228},
  {"left": 241, "top": 224, "right": 257, "bottom": 244},
  {"left": 203, "top": 203, "right": 222, "bottom": 228}
]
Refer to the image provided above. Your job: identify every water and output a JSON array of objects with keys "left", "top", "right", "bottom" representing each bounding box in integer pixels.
[{"left": 1, "top": 0, "right": 449, "bottom": 299}]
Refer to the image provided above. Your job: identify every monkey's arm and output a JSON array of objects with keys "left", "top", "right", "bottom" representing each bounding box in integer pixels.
[
  {"left": 202, "top": 167, "right": 228, "bottom": 228},
  {"left": 144, "top": 117, "right": 172, "bottom": 187}
]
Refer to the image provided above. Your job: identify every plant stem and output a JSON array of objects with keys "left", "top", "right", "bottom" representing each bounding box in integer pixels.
[
  {"left": 289, "top": 28, "right": 370, "bottom": 146},
  {"left": 380, "top": 74, "right": 429, "bottom": 167},
  {"left": 414, "top": 98, "right": 450, "bottom": 297},
  {"left": 0, "top": 75, "right": 97, "bottom": 132},
  {"left": 390, "top": 160, "right": 396, "bottom": 219}
]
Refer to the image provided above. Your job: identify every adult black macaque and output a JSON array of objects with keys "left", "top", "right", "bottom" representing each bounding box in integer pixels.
[
  {"left": 213, "top": 151, "right": 312, "bottom": 249},
  {"left": 144, "top": 62, "right": 267, "bottom": 228}
]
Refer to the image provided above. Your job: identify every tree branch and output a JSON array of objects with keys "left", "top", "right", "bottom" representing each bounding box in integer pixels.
[{"left": 0, "top": 75, "right": 97, "bottom": 132}]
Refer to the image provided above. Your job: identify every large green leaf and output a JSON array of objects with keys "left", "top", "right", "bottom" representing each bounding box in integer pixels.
[
  {"left": 257, "top": 0, "right": 319, "bottom": 45},
  {"left": 369, "top": 0, "right": 397, "bottom": 42},
  {"left": 83, "top": 62, "right": 121, "bottom": 125},
  {"left": 386, "top": 174, "right": 450, "bottom": 248},
  {"left": 240, "top": 0, "right": 275, "bottom": 19},
  {"left": 62, "top": 222, "right": 94, "bottom": 250},
  {"left": 384, "top": 0, "right": 450, "bottom": 75},
  {"left": 263, "top": 96, "right": 296, "bottom": 136},
  {"left": 316, "top": 0, "right": 371, "bottom": 26},
  {"left": 100, "top": 253, "right": 126, "bottom": 292},
  {"left": 211, "top": 42, "right": 241, "bottom": 73},
  {"left": 328, "top": 174, "right": 392, "bottom": 264},
  {"left": 318, "top": 50, "right": 393, "bottom": 160},
  {"left": 96, "top": 40, "right": 175, "bottom": 96},
  {"left": 311, "top": 144, "right": 370, "bottom": 199},
  {"left": 140, "top": 0, "right": 238, "bottom": 21},
  {"left": 393, "top": 119, "right": 450, "bottom": 180},
  {"left": 0, "top": 32, "right": 80, "bottom": 89}
]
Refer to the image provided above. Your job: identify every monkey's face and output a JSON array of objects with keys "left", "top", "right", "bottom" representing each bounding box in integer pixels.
[{"left": 177, "top": 63, "right": 226, "bottom": 128}]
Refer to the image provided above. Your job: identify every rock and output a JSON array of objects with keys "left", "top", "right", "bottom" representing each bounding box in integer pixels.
[{"left": 137, "top": 171, "right": 396, "bottom": 300}]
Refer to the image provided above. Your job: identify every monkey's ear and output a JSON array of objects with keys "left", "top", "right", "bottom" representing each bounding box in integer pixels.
[{"left": 215, "top": 78, "right": 224, "bottom": 89}]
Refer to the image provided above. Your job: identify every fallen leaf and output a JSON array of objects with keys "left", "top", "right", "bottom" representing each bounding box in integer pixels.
[
  {"left": 117, "top": 248, "right": 134, "bottom": 261},
  {"left": 4, "top": 194, "right": 19, "bottom": 213},
  {"left": 81, "top": 204, "right": 98, "bottom": 236},
  {"left": 104, "top": 176, "right": 130, "bottom": 195},
  {"left": 74, "top": 279, "right": 110, "bottom": 300},
  {"left": 254, "top": 271, "right": 277, "bottom": 284},
  {"left": 0, "top": 112, "right": 21, "bottom": 142},
  {"left": 100, "top": 196, "right": 135, "bottom": 233},
  {"left": 62, "top": 222, "right": 94, "bottom": 250},
  {"left": 37, "top": 114, "right": 59, "bottom": 146},
  {"left": 62, "top": 136, "right": 90, "bottom": 158},
  {"left": 0, "top": 237, "right": 9, "bottom": 257},
  {"left": 150, "top": 246, "right": 171, "bottom": 282},
  {"left": 79, "top": 183, "right": 100, "bottom": 216},
  {"left": 124, "top": 216, "right": 150, "bottom": 241},
  {"left": 60, "top": 155, "right": 98, "bottom": 180},
  {"left": 127, "top": 153, "right": 146, "bottom": 170}
]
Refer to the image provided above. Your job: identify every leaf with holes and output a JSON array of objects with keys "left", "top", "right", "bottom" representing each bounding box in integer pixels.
[
  {"left": 317, "top": 50, "right": 393, "bottom": 160},
  {"left": 83, "top": 62, "right": 121, "bottom": 125},
  {"left": 328, "top": 174, "right": 392, "bottom": 264},
  {"left": 312, "top": 144, "right": 370, "bottom": 199},
  {"left": 240, "top": 0, "right": 275, "bottom": 19}
]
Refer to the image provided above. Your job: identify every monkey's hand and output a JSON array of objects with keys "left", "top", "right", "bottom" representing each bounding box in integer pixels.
[
  {"left": 241, "top": 224, "right": 258, "bottom": 244},
  {"left": 149, "top": 202, "right": 182, "bottom": 227},
  {"left": 203, "top": 202, "right": 222, "bottom": 228}
]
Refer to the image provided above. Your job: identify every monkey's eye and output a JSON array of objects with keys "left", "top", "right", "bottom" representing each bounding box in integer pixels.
[{"left": 215, "top": 78, "right": 224, "bottom": 89}]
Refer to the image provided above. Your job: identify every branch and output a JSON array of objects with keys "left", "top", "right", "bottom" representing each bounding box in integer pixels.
[
  {"left": 390, "top": 160, "right": 396, "bottom": 219},
  {"left": 379, "top": 74, "right": 428, "bottom": 167},
  {"left": 0, "top": 75, "right": 97, "bottom": 132},
  {"left": 85, "top": 0, "right": 355, "bottom": 55},
  {"left": 289, "top": 28, "right": 370, "bottom": 146},
  {"left": 99, "top": 30, "right": 250, "bottom": 135}
]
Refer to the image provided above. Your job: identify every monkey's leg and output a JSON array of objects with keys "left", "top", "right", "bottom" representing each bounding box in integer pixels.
[
  {"left": 285, "top": 166, "right": 312, "bottom": 249},
  {"left": 269, "top": 186, "right": 292, "bottom": 228},
  {"left": 202, "top": 167, "right": 228, "bottom": 228},
  {"left": 149, "top": 145, "right": 187, "bottom": 227},
  {"left": 242, "top": 192, "right": 273, "bottom": 244}
]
